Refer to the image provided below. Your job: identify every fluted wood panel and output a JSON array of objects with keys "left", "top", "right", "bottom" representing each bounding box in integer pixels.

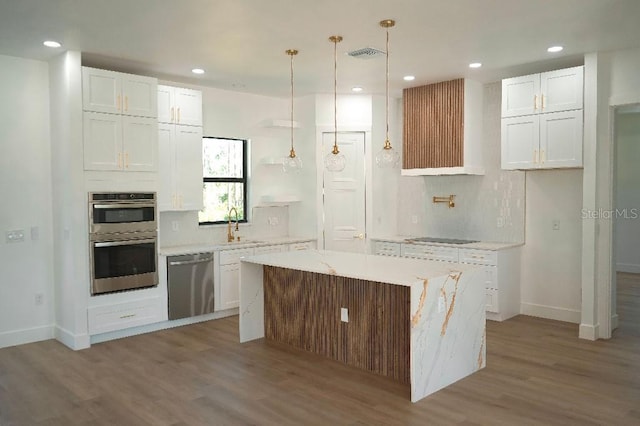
[
  {"left": 403, "top": 78, "right": 464, "bottom": 169},
  {"left": 263, "top": 266, "right": 410, "bottom": 384}
]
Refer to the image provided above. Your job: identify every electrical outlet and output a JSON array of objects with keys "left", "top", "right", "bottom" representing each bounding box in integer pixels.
[
  {"left": 340, "top": 307, "right": 349, "bottom": 323},
  {"left": 171, "top": 221, "right": 179, "bottom": 232},
  {"left": 438, "top": 295, "right": 445, "bottom": 313},
  {"left": 552, "top": 220, "right": 560, "bottom": 231},
  {"left": 35, "top": 293, "right": 43, "bottom": 306}
]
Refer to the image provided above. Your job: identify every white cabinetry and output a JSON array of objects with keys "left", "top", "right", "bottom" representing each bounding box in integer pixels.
[
  {"left": 158, "top": 123, "right": 203, "bottom": 211},
  {"left": 254, "top": 245, "right": 287, "bottom": 255},
  {"left": 157, "top": 85, "right": 203, "bottom": 211},
  {"left": 459, "top": 247, "right": 520, "bottom": 321},
  {"left": 87, "top": 296, "right": 164, "bottom": 335},
  {"left": 157, "top": 85, "right": 202, "bottom": 126},
  {"left": 216, "top": 247, "right": 254, "bottom": 311},
  {"left": 373, "top": 241, "right": 401, "bottom": 257},
  {"left": 501, "top": 66, "right": 583, "bottom": 170},
  {"left": 401, "top": 244, "right": 458, "bottom": 263},
  {"left": 83, "top": 112, "right": 157, "bottom": 171},
  {"left": 82, "top": 67, "right": 158, "bottom": 172},
  {"left": 82, "top": 67, "right": 157, "bottom": 118}
]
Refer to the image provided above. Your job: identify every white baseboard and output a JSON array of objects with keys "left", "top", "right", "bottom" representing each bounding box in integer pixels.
[
  {"left": 0, "top": 325, "right": 54, "bottom": 349},
  {"left": 579, "top": 323, "right": 600, "bottom": 341},
  {"left": 611, "top": 314, "right": 619, "bottom": 330},
  {"left": 90, "top": 308, "right": 239, "bottom": 345},
  {"left": 54, "top": 326, "right": 90, "bottom": 350},
  {"left": 616, "top": 263, "right": 640, "bottom": 274},
  {"left": 520, "top": 302, "right": 581, "bottom": 324}
]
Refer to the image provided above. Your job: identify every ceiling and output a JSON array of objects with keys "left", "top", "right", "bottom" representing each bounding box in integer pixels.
[{"left": 1, "top": 0, "right": 640, "bottom": 98}]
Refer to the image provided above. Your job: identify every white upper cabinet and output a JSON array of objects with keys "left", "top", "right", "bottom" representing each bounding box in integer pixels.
[
  {"left": 501, "top": 65, "right": 583, "bottom": 170},
  {"left": 157, "top": 85, "right": 202, "bottom": 126},
  {"left": 82, "top": 67, "right": 157, "bottom": 117},
  {"left": 501, "top": 66, "right": 583, "bottom": 118},
  {"left": 158, "top": 123, "right": 203, "bottom": 211}
]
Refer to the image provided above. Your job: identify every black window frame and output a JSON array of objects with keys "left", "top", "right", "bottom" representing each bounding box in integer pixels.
[{"left": 199, "top": 136, "right": 248, "bottom": 226}]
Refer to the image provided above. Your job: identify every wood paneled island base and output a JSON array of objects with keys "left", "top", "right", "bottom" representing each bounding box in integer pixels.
[
  {"left": 264, "top": 266, "right": 410, "bottom": 384},
  {"left": 240, "top": 249, "right": 485, "bottom": 402}
]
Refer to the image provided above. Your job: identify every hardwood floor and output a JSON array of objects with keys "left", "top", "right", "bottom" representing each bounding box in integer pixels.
[{"left": 1, "top": 276, "right": 639, "bottom": 425}]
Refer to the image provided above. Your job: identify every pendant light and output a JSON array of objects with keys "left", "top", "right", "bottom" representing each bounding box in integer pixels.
[
  {"left": 375, "top": 19, "right": 400, "bottom": 168},
  {"left": 283, "top": 49, "right": 302, "bottom": 173},
  {"left": 324, "top": 35, "right": 346, "bottom": 172}
]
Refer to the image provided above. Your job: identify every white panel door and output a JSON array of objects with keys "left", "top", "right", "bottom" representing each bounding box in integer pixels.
[
  {"left": 175, "top": 125, "right": 204, "bottom": 210},
  {"left": 219, "top": 263, "right": 240, "bottom": 310},
  {"left": 540, "top": 110, "right": 583, "bottom": 168},
  {"left": 83, "top": 111, "right": 122, "bottom": 170},
  {"left": 501, "top": 115, "right": 539, "bottom": 170},
  {"left": 157, "top": 123, "right": 175, "bottom": 210},
  {"left": 501, "top": 73, "right": 540, "bottom": 118},
  {"left": 122, "top": 116, "right": 157, "bottom": 171},
  {"left": 322, "top": 132, "right": 366, "bottom": 253},
  {"left": 175, "top": 88, "right": 203, "bottom": 126},
  {"left": 157, "top": 85, "right": 174, "bottom": 124},
  {"left": 540, "top": 66, "right": 584, "bottom": 114},
  {"left": 82, "top": 67, "right": 121, "bottom": 114},
  {"left": 121, "top": 74, "right": 157, "bottom": 118}
]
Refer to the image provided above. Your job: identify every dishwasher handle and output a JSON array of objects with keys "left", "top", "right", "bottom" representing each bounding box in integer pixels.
[{"left": 168, "top": 256, "right": 213, "bottom": 267}]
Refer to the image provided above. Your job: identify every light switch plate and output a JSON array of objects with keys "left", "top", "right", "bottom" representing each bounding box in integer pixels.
[{"left": 6, "top": 230, "right": 25, "bottom": 243}]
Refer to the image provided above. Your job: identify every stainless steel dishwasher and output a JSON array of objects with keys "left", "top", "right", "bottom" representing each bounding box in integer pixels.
[{"left": 167, "top": 252, "right": 214, "bottom": 320}]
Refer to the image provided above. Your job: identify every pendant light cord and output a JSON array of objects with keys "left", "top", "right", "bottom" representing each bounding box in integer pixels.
[
  {"left": 385, "top": 26, "right": 390, "bottom": 146},
  {"left": 333, "top": 37, "right": 339, "bottom": 154},
  {"left": 290, "top": 51, "right": 295, "bottom": 156}
]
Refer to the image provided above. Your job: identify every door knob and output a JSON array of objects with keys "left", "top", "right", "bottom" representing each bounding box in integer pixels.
[{"left": 353, "top": 233, "right": 365, "bottom": 240}]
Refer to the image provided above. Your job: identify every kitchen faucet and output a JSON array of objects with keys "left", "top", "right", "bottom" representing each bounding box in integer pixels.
[{"left": 227, "top": 207, "right": 240, "bottom": 242}]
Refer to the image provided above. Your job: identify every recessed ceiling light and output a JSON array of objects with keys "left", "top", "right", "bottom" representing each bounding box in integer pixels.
[
  {"left": 191, "top": 68, "right": 205, "bottom": 74},
  {"left": 469, "top": 62, "right": 482, "bottom": 69},
  {"left": 403, "top": 75, "right": 415, "bottom": 81},
  {"left": 351, "top": 86, "right": 363, "bottom": 92},
  {"left": 43, "top": 40, "right": 61, "bottom": 48},
  {"left": 547, "top": 46, "right": 564, "bottom": 53}
]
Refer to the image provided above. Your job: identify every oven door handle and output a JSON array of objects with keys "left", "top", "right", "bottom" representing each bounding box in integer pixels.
[
  {"left": 93, "top": 238, "right": 157, "bottom": 248},
  {"left": 93, "top": 203, "right": 155, "bottom": 209}
]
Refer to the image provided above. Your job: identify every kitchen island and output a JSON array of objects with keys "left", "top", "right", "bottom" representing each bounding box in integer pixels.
[{"left": 239, "top": 250, "right": 485, "bottom": 402}]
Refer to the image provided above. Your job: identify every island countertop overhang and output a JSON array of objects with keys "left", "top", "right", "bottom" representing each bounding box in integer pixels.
[{"left": 240, "top": 249, "right": 477, "bottom": 287}]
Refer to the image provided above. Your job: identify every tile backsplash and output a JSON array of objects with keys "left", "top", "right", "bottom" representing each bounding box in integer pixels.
[{"left": 397, "top": 82, "right": 525, "bottom": 243}]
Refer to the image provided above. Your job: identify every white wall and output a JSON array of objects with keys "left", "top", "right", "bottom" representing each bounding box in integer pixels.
[
  {"left": 0, "top": 54, "right": 54, "bottom": 348},
  {"left": 615, "top": 111, "right": 640, "bottom": 273}
]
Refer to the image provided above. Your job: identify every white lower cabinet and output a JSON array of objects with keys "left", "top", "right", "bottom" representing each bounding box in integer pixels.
[
  {"left": 373, "top": 241, "right": 521, "bottom": 321},
  {"left": 216, "top": 247, "right": 254, "bottom": 311},
  {"left": 87, "top": 296, "right": 163, "bottom": 335}
]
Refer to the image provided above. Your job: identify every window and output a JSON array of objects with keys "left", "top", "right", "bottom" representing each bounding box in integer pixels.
[{"left": 199, "top": 137, "right": 248, "bottom": 225}]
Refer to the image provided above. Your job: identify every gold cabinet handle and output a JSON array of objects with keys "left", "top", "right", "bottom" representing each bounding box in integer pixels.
[
  {"left": 541, "top": 94, "right": 546, "bottom": 110},
  {"left": 118, "top": 152, "right": 122, "bottom": 169},
  {"left": 534, "top": 95, "right": 538, "bottom": 111},
  {"left": 533, "top": 149, "right": 538, "bottom": 164},
  {"left": 125, "top": 152, "right": 129, "bottom": 169},
  {"left": 177, "top": 107, "right": 181, "bottom": 123},
  {"left": 541, "top": 149, "right": 545, "bottom": 164},
  {"left": 117, "top": 95, "right": 121, "bottom": 111},
  {"left": 120, "top": 314, "right": 136, "bottom": 319},
  {"left": 124, "top": 96, "right": 128, "bottom": 112},
  {"left": 171, "top": 107, "right": 175, "bottom": 122}
]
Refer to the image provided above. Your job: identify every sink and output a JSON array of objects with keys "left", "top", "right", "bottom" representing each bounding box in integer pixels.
[{"left": 406, "top": 237, "right": 479, "bottom": 244}]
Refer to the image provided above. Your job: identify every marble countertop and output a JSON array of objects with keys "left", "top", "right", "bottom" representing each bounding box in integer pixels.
[
  {"left": 371, "top": 236, "right": 523, "bottom": 251},
  {"left": 242, "top": 249, "right": 475, "bottom": 287},
  {"left": 159, "top": 237, "right": 316, "bottom": 256}
]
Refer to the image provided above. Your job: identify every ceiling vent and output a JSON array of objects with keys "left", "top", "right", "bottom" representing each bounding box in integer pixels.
[{"left": 347, "top": 47, "right": 386, "bottom": 59}]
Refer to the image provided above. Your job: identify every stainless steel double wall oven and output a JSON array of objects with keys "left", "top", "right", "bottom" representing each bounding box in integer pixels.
[{"left": 89, "top": 192, "right": 158, "bottom": 295}]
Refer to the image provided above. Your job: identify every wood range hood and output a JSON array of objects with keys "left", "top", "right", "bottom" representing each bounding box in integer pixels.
[{"left": 402, "top": 78, "right": 484, "bottom": 176}]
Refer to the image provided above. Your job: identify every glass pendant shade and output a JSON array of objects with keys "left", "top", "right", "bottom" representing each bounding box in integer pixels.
[
  {"left": 283, "top": 149, "right": 302, "bottom": 173},
  {"left": 283, "top": 49, "right": 302, "bottom": 173},
  {"left": 376, "top": 19, "right": 399, "bottom": 169},
  {"left": 325, "top": 35, "right": 346, "bottom": 173},
  {"left": 375, "top": 141, "right": 400, "bottom": 168}
]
